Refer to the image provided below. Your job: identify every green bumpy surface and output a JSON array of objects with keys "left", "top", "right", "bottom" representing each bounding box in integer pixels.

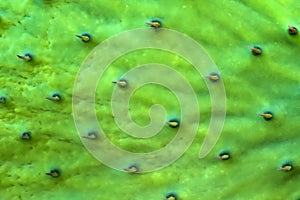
[{"left": 1, "top": 0, "right": 300, "bottom": 199}]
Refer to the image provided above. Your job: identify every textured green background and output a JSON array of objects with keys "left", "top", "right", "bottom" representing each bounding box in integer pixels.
[{"left": 0, "top": 0, "right": 299, "bottom": 199}]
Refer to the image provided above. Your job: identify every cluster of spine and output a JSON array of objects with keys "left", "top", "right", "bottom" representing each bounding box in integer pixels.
[
  {"left": 1, "top": 32, "right": 92, "bottom": 178},
  {"left": 1, "top": 16, "right": 298, "bottom": 199}
]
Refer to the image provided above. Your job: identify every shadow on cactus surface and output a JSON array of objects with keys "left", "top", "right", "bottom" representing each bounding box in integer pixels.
[{"left": 0, "top": 0, "right": 300, "bottom": 199}]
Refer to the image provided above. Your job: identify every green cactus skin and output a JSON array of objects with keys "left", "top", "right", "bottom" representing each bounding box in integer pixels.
[{"left": 0, "top": 1, "right": 299, "bottom": 199}]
